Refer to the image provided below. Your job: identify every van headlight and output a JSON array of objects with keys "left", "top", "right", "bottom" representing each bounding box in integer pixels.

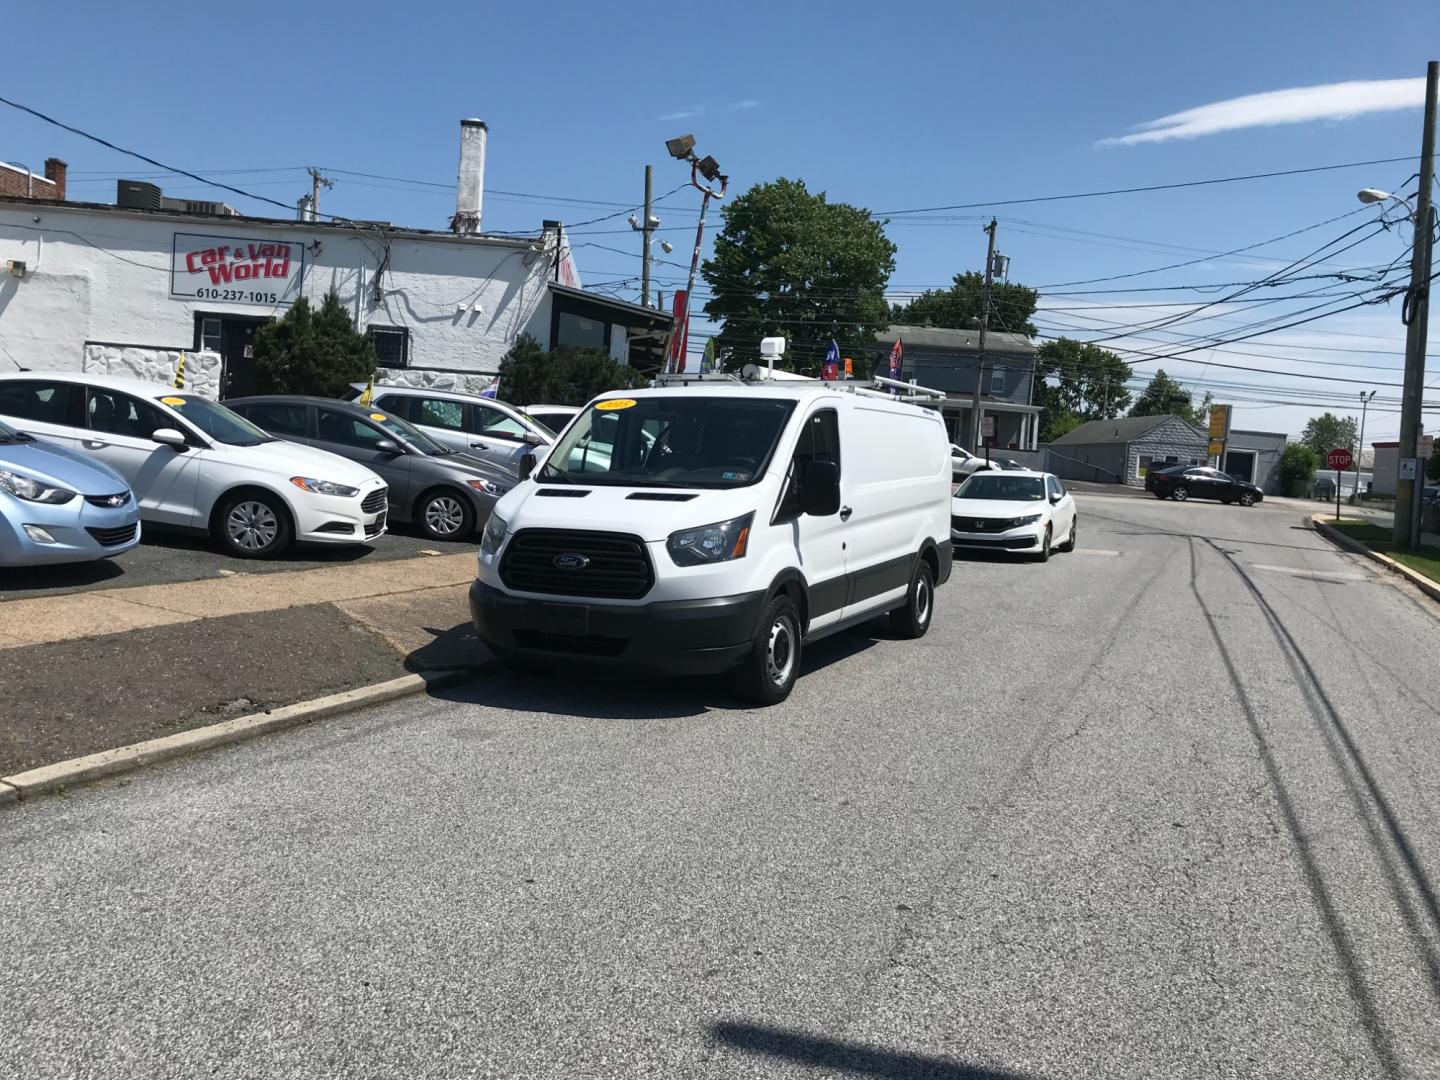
[
  {"left": 481, "top": 512, "right": 509, "bottom": 556},
  {"left": 1008, "top": 513, "right": 1042, "bottom": 527},
  {"left": 290, "top": 477, "right": 360, "bottom": 497},
  {"left": 668, "top": 512, "right": 753, "bottom": 566},
  {"left": 0, "top": 468, "right": 75, "bottom": 504}
]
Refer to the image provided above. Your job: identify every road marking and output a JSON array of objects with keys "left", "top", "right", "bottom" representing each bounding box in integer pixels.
[
  {"left": 1250, "top": 562, "right": 1368, "bottom": 582},
  {"left": 1073, "top": 548, "right": 1121, "bottom": 556}
]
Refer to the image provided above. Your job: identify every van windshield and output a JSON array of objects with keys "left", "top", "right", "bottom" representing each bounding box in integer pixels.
[{"left": 539, "top": 397, "right": 796, "bottom": 489}]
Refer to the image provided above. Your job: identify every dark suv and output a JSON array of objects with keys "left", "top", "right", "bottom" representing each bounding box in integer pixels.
[{"left": 1146, "top": 465, "right": 1263, "bottom": 506}]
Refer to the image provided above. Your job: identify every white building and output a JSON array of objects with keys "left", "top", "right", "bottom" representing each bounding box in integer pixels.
[{"left": 0, "top": 121, "right": 670, "bottom": 398}]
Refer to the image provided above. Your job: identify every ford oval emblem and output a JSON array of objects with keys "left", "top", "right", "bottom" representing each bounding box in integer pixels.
[{"left": 553, "top": 553, "right": 590, "bottom": 570}]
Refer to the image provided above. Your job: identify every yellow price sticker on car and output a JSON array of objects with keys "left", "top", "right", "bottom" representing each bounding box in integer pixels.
[
  {"left": 370, "top": 413, "right": 387, "bottom": 422},
  {"left": 596, "top": 399, "right": 637, "bottom": 411},
  {"left": 161, "top": 396, "right": 186, "bottom": 406}
]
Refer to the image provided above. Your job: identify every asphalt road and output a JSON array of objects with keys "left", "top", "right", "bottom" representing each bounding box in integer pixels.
[
  {"left": 3, "top": 493, "right": 1439, "bottom": 1079},
  {"left": 0, "top": 521, "right": 476, "bottom": 601}
]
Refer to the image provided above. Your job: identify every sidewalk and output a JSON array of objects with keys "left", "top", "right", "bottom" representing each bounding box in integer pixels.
[{"left": 0, "top": 553, "right": 488, "bottom": 776}]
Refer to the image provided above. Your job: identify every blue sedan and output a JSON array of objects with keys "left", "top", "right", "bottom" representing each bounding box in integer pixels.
[{"left": 0, "top": 418, "right": 141, "bottom": 567}]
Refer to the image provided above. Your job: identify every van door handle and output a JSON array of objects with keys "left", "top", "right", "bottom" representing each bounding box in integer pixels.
[{"left": 839, "top": 505, "right": 853, "bottom": 521}]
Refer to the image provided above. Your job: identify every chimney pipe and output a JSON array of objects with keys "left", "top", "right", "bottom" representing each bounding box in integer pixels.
[
  {"left": 452, "top": 119, "right": 487, "bottom": 235},
  {"left": 44, "top": 158, "right": 67, "bottom": 201}
]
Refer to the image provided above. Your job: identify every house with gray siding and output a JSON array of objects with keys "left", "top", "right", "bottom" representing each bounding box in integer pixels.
[
  {"left": 874, "top": 325, "right": 1041, "bottom": 451},
  {"left": 1048, "top": 414, "right": 1209, "bottom": 487},
  {"left": 1223, "top": 430, "right": 1287, "bottom": 494}
]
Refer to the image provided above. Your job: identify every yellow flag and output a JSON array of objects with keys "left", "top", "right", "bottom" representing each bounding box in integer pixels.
[
  {"left": 172, "top": 352, "right": 187, "bottom": 390},
  {"left": 357, "top": 375, "right": 374, "bottom": 407}
]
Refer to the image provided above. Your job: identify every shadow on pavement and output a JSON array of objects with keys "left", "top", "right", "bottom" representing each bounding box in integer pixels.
[
  {"left": 419, "top": 618, "right": 885, "bottom": 719},
  {"left": 709, "top": 1022, "right": 1043, "bottom": 1080},
  {"left": 0, "top": 558, "right": 126, "bottom": 594},
  {"left": 137, "top": 527, "right": 379, "bottom": 564}
]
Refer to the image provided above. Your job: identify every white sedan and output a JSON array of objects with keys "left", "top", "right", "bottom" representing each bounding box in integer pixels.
[{"left": 951, "top": 470, "right": 1077, "bottom": 562}]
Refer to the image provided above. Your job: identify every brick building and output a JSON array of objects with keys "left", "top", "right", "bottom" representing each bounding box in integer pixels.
[{"left": 0, "top": 157, "right": 66, "bottom": 201}]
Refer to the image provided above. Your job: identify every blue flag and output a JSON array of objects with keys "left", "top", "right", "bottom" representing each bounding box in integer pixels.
[{"left": 823, "top": 339, "right": 840, "bottom": 381}]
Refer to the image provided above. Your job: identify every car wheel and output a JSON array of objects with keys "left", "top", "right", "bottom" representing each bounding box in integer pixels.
[
  {"left": 1239, "top": 491, "right": 1256, "bottom": 507},
  {"left": 889, "top": 559, "right": 935, "bottom": 639},
  {"left": 417, "top": 488, "right": 476, "bottom": 540},
  {"left": 736, "top": 593, "right": 802, "bottom": 706},
  {"left": 1034, "top": 524, "right": 1052, "bottom": 563},
  {"left": 1059, "top": 516, "right": 1077, "bottom": 553},
  {"left": 217, "top": 491, "right": 292, "bottom": 559},
  {"left": 1172, "top": 485, "right": 1190, "bottom": 501}
]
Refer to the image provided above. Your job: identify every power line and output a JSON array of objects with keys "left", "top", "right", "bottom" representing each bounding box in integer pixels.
[{"left": 873, "top": 155, "right": 1416, "bottom": 216}]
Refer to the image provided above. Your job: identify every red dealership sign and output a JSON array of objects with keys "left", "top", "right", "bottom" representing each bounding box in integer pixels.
[{"left": 170, "top": 232, "right": 306, "bottom": 306}]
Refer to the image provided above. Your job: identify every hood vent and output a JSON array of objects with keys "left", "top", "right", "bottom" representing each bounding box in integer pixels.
[
  {"left": 535, "top": 487, "right": 591, "bottom": 498},
  {"left": 626, "top": 491, "right": 698, "bottom": 502}
]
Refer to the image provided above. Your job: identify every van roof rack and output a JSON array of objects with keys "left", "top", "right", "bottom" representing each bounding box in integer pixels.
[{"left": 650, "top": 367, "right": 946, "bottom": 410}]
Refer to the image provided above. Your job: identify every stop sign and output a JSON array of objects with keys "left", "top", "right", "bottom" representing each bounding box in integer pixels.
[{"left": 1327, "top": 447, "right": 1354, "bottom": 470}]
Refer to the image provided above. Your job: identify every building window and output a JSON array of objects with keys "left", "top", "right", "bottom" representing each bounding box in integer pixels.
[
  {"left": 990, "top": 367, "right": 1006, "bottom": 394},
  {"left": 367, "top": 326, "right": 409, "bottom": 369},
  {"left": 200, "top": 318, "right": 222, "bottom": 354},
  {"left": 1137, "top": 454, "right": 1153, "bottom": 478},
  {"left": 556, "top": 311, "right": 607, "bottom": 350}
]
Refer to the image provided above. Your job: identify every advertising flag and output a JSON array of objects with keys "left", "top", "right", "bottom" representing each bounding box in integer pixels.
[
  {"left": 888, "top": 337, "right": 903, "bottom": 379},
  {"left": 822, "top": 339, "right": 840, "bottom": 381},
  {"left": 702, "top": 337, "right": 717, "bottom": 374}
]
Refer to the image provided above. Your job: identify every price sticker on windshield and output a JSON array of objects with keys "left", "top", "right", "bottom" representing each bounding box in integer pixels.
[
  {"left": 595, "top": 399, "right": 636, "bottom": 411},
  {"left": 161, "top": 396, "right": 186, "bottom": 406}
]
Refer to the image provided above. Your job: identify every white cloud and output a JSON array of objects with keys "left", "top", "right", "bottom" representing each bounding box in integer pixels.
[
  {"left": 731, "top": 99, "right": 761, "bottom": 110},
  {"left": 659, "top": 106, "right": 703, "bottom": 121},
  {"left": 1098, "top": 78, "right": 1425, "bottom": 147}
]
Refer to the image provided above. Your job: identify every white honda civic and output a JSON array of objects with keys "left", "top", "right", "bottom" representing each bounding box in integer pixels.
[{"left": 950, "top": 470, "right": 1077, "bottom": 562}]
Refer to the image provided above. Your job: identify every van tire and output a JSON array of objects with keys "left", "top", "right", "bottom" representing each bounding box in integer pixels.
[
  {"left": 889, "top": 559, "right": 934, "bottom": 639},
  {"left": 736, "top": 594, "right": 802, "bottom": 706}
]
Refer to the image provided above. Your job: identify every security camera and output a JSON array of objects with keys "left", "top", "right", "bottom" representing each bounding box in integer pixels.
[
  {"left": 628, "top": 215, "right": 641, "bottom": 230},
  {"left": 695, "top": 155, "right": 722, "bottom": 182},
  {"left": 666, "top": 134, "right": 696, "bottom": 159},
  {"left": 659, "top": 240, "right": 674, "bottom": 254}
]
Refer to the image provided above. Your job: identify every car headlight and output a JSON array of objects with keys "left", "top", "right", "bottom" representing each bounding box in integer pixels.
[
  {"left": 1008, "top": 514, "right": 1043, "bottom": 527},
  {"left": 289, "top": 477, "right": 361, "bottom": 497},
  {"left": 668, "top": 512, "right": 753, "bottom": 566},
  {"left": 480, "top": 512, "right": 509, "bottom": 556},
  {"left": 0, "top": 468, "right": 75, "bottom": 504},
  {"left": 467, "top": 478, "right": 509, "bottom": 497}
]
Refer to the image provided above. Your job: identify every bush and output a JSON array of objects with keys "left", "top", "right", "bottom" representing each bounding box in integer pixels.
[
  {"left": 1278, "top": 443, "right": 1319, "bottom": 498},
  {"left": 253, "top": 292, "right": 378, "bottom": 398},
  {"left": 497, "top": 335, "right": 647, "bottom": 406}
]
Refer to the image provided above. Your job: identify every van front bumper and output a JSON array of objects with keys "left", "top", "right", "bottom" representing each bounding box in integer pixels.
[{"left": 470, "top": 581, "right": 765, "bottom": 675}]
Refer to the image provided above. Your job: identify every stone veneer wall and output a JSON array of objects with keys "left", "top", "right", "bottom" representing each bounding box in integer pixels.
[
  {"left": 82, "top": 344, "right": 223, "bottom": 399},
  {"left": 376, "top": 368, "right": 497, "bottom": 396}
]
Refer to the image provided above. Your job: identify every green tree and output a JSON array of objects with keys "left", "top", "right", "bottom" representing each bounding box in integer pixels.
[
  {"left": 1128, "top": 369, "right": 1209, "bottom": 425},
  {"left": 1036, "top": 338, "right": 1132, "bottom": 421},
  {"left": 1300, "top": 412, "right": 1359, "bottom": 458},
  {"left": 497, "top": 335, "right": 646, "bottom": 406},
  {"left": 253, "top": 292, "right": 378, "bottom": 398},
  {"left": 702, "top": 178, "right": 896, "bottom": 373},
  {"left": 1041, "top": 411, "right": 1085, "bottom": 443},
  {"left": 890, "top": 272, "right": 1039, "bottom": 336},
  {"left": 1278, "top": 443, "right": 1320, "bottom": 498}
]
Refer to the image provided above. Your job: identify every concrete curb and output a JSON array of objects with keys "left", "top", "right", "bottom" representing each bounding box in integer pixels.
[
  {"left": 0, "top": 669, "right": 468, "bottom": 805},
  {"left": 1309, "top": 513, "right": 1440, "bottom": 605}
]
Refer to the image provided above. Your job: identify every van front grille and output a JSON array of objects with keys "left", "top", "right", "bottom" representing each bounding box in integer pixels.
[{"left": 500, "top": 529, "right": 653, "bottom": 599}]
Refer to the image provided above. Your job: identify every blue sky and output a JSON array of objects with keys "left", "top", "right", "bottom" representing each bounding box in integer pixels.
[{"left": 4, "top": 0, "right": 1438, "bottom": 442}]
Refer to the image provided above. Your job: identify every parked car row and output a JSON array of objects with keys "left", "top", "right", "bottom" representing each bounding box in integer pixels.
[{"left": 0, "top": 371, "right": 571, "bottom": 567}]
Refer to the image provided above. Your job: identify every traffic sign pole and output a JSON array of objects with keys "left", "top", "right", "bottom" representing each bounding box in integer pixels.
[
  {"left": 1326, "top": 448, "right": 1354, "bottom": 519},
  {"left": 1337, "top": 469, "right": 1342, "bottom": 521}
]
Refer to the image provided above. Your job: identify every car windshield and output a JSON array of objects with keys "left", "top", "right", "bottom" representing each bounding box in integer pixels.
[
  {"left": 361, "top": 407, "right": 453, "bottom": 456},
  {"left": 540, "top": 396, "right": 796, "bottom": 488},
  {"left": 524, "top": 413, "right": 560, "bottom": 437},
  {"left": 168, "top": 396, "right": 273, "bottom": 446},
  {"left": 955, "top": 473, "right": 1046, "bottom": 501}
]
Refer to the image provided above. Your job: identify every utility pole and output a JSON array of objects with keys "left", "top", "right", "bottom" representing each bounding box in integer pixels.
[
  {"left": 1354, "top": 389, "right": 1376, "bottom": 504},
  {"left": 970, "top": 217, "right": 998, "bottom": 453},
  {"left": 307, "top": 166, "right": 333, "bottom": 221},
  {"left": 1395, "top": 60, "right": 1437, "bottom": 549},
  {"left": 641, "top": 165, "right": 654, "bottom": 308}
]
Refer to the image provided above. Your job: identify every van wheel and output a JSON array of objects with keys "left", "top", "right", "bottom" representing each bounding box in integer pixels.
[
  {"left": 889, "top": 559, "right": 934, "bottom": 639},
  {"left": 217, "top": 491, "right": 292, "bottom": 559},
  {"left": 736, "top": 594, "right": 801, "bottom": 706}
]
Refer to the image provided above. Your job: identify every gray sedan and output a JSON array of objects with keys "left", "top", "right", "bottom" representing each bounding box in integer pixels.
[{"left": 225, "top": 396, "right": 513, "bottom": 541}]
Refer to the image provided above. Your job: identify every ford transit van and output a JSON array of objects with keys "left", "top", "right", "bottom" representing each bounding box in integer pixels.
[{"left": 469, "top": 377, "right": 953, "bottom": 704}]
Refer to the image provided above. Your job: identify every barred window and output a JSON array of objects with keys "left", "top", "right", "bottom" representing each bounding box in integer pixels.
[{"left": 367, "top": 326, "right": 409, "bottom": 369}]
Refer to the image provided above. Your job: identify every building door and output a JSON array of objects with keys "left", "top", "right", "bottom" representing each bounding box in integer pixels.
[
  {"left": 197, "top": 314, "right": 273, "bottom": 400},
  {"left": 1224, "top": 449, "right": 1256, "bottom": 483}
]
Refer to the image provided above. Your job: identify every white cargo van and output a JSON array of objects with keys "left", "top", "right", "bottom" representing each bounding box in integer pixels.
[{"left": 469, "top": 374, "right": 953, "bottom": 704}]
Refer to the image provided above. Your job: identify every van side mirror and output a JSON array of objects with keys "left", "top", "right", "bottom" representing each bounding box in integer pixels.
[
  {"left": 519, "top": 451, "right": 537, "bottom": 481},
  {"left": 800, "top": 460, "right": 841, "bottom": 517},
  {"left": 152, "top": 428, "right": 187, "bottom": 449}
]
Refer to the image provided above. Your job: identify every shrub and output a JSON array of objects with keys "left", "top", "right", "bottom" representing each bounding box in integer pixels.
[
  {"left": 253, "top": 292, "right": 378, "bottom": 398},
  {"left": 497, "top": 335, "right": 647, "bottom": 406},
  {"left": 1278, "top": 443, "right": 1320, "bottom": 498}
]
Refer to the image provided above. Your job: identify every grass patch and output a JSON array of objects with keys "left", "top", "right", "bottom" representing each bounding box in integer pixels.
[{"left": 1328, "top": 519, "right": 1440, "bottom": 584}]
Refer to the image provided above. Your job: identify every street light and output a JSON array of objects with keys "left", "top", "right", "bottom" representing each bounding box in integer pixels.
[
  {"left": 1353, "top": 389, "right": 1376, "bottom": 504},
  {"left": 661, "top": 134, "right": 729, "bottom": 373}
]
